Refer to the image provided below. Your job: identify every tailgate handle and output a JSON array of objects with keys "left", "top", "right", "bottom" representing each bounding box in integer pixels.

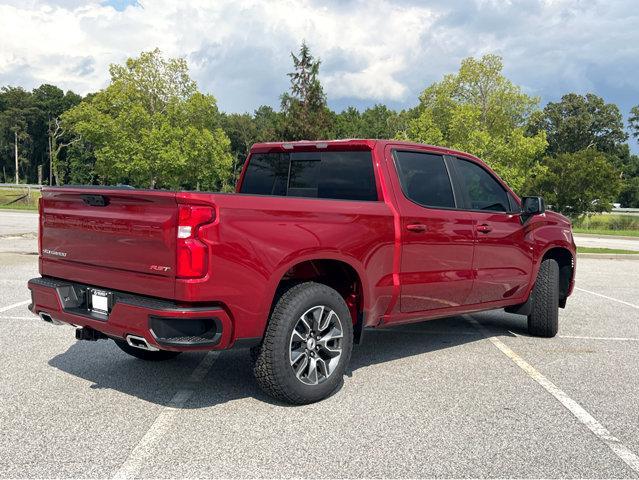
[{"left": 81, "top": 195, "right": 109, "bottom": 207}]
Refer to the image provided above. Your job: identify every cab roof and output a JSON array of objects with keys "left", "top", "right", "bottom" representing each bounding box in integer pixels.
[{"left": 249, "top": 139, "right": 480, "bottom": 161}]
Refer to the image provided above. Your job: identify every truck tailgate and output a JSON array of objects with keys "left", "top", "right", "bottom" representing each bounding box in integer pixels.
[{"left": 40, "top": 188, "right": 178, "bottom": 298}]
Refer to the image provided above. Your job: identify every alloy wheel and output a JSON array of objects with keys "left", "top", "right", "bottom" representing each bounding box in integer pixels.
[{"left": 289, "top": 305, "right": 344, "bottom": 385}]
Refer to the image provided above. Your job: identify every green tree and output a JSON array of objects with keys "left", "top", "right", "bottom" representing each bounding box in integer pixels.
[
  {"left": 221, "top": 112, "right": 258, "bottom": 179},
  {"left": 63, "top": 49, "right": 233, "bottom": 190},
  {"left": 529, "top": 93, "right": 627, "bottom": 155},
  {"left": 253, "top": 105, "right": 284, "bottom": 142},
  {"left": 629, "top": 105, "right": 639, "bottom": 141},
  {"left": 280, "top": 42, "right": 332, "bottom": 140},
  {"left": 400, "top": 54, "right": 547, "bottom": 192},
  {"left": 0, "top": 87, "right": 37, "bottom": 183},
  {"left": 334, "top": 107, "right": 363, "bottom": 138},
  {"left": 32, "top": 84, "right": 83, "bottom": 185},
  {"left": 617, "top": 154, "right": 639, "bottom": 207},
  {"left": 529, "top": 149, "right": 621, "bottom": 217},
  {"left": 360, "top": 104, "right": 401, "bottom": 139},
  {"left": 529, "top": 94, "right": 639, "bottom": 207}
]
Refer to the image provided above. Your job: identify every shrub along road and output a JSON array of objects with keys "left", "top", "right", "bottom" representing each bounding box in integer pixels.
[{"left": 0, "top": 230, "right": 638, "bottom": 477}]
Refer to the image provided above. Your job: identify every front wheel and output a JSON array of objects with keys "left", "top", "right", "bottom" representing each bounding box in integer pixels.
[
  {"left": 252, "top": 282, "right": 354, "bottom": 405},
  {"left": 527, "top": 258, "right": 560, "bottom": 337}
]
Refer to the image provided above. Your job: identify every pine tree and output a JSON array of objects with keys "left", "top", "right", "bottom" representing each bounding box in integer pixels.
[{"left": 280, "top": 42, "right": 332, "bottom": 140}]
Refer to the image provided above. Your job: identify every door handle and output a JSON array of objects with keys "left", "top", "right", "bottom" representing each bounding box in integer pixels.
[
  {"left": 476, "top": 224, "right": 492, "bottom": 234},
  {"left": 406, "top": 223, "right": 427, "bottom": 233}
]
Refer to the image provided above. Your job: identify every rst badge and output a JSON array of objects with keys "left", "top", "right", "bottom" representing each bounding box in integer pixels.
[{"left": 149, "top": 265, "right": 171, "bottom": 272}]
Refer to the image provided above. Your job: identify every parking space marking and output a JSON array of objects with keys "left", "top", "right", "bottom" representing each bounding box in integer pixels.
[
  {"left": 559, "top": 335, "right": 639, "bottom": 342},
  {"left": 0, "top": 315, "right": 37, "bottom": 321},
  {"left": 468, "top": 316, "right": 639, "bottom": 475},
  {"left": 575, "top": 287, "right": 639, "bottom": 310},
  {"left": 112, "top": 351, "right": 220, "bottom": 480},
  {"left": 0, "top": 299, "right": 30, "bottom": 314}
]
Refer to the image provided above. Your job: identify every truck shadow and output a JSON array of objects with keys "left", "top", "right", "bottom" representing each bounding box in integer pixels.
[{"left": 48, "top": 310, "right": 528, "bottom": 408}]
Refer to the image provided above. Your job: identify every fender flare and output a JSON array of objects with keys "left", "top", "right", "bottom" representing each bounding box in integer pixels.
[{"left": 256, "top": 251, "right": 371, "bottom": 338}]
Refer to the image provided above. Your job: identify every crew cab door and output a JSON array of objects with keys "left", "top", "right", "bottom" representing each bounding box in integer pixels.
[
  {"left": 448, "top": 157, "right": 534, "bottom": 304},
  {"left": 387, "top": 148, "right": 475, "bottom": 314}
]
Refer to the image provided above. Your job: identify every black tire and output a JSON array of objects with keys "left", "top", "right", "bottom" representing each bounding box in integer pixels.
[
  {"left": 252, "top": 282, "right": 354, "bottom": 405},
  {"left": 113, "top": 339, "right": 182, "bottom": 361},
  {"left": 527, "top": 258, "right": 560, "bottom": 337}
]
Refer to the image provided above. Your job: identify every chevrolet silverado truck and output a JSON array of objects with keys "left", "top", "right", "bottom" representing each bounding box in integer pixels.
[{"left": 28, "top": 139, "right": 576, "bottom": 404}]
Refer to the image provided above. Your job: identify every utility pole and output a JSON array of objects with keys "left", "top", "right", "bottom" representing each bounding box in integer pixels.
[{"left": 14, "top": 130, "right": 19, "bottom": 184}]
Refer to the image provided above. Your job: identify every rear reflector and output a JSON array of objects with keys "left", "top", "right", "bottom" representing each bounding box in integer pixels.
[{"left": 176, "top": 205, "right": 214, "bottom": 278}]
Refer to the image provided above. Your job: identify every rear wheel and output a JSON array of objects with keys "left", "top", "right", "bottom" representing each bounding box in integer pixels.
[
  {"left": 113, "top": 339, "right": 182, "bottom": 361},
  {"left": 527, "top": 258, "right": 560, "bottom": 337},
  {"left": 252, "top": 282, "right": 354, "bottom": 404}
]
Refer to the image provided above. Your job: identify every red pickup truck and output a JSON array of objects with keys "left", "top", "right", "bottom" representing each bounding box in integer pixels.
[{"left": 28, "top": 139, "right": 576, "bottom": 404}]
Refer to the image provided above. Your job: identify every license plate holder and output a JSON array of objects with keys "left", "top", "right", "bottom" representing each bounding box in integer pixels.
[{"left": 90, "top": 289, "right": 111, "bottom": 315}]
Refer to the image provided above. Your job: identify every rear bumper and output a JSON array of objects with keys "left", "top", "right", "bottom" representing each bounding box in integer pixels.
[{"left": 27, "top": 277, "right": 234, "bottom": 351}]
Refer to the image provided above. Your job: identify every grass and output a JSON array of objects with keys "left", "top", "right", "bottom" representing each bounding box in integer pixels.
[
  {"left": 572, "top": 214, "right": 639, "bottom": 237},
  {"left": 577, "top": 246, "right": 639, "bottom": 255},
  {"left": 572, "top": 228, "right": 639, "bottom": 237},
  {"left": 0, "top": 187, "right": 41, "bottom": 210}
]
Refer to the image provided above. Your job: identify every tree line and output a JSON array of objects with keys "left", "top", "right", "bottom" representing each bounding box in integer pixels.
[{"left": 1, "top": 43, "right": 638, "bottom": 217}]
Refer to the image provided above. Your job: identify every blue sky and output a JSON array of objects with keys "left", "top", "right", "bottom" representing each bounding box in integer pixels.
[
  {"left": 0, "top": 0, "right": 638, "bottom": 149},
  {"left": 103, "top": 0, "right": 137, "bottom": 11}
]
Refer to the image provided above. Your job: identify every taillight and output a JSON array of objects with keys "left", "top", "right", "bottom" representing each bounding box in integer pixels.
[
  {"left": 38, "top": 197, "right": 43, "bottom": 255},
  {"left": 176, "top": 205, "right": 214, "bottom": 278}
]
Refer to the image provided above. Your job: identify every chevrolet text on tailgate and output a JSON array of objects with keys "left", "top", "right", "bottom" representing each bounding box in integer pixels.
[{"left": 28, "top": 140, "right": 576, "bottom": 404}]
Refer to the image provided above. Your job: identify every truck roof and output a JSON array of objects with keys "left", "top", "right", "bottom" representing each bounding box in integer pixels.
[{"left": 250, "top": 139, "right": 480, "bottom": 161}]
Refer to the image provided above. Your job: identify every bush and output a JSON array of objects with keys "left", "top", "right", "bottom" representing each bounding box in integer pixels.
[{"left": 572, "top": 214, "right": 639, "bottom": 231}]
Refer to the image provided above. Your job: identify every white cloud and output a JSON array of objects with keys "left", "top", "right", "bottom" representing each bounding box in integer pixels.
[{"left": 0, "top": 0, "right": 638, "bottom": 122}]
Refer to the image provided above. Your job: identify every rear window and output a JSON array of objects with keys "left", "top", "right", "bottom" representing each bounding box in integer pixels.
[{"left": 240, "top": 151, "right": 378, "bottom": 201}]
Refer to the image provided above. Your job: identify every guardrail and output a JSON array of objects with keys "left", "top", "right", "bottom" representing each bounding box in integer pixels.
[
  {"left": 0, "top": 183, "right": 43, "bottom": 190},
  {"left": 612, "top": 207, "right": 639, "bottom": 214}
]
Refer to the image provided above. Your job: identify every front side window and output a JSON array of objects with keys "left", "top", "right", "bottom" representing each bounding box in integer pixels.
[
  {"left": 454, "top": 158, "right": 510, "bottom": 212},
  {"left": 393, "top": 151, "right": 456, "bottom": 209},
  {"left": 240, "top": 151, "right": 377, "bottom": 201}
]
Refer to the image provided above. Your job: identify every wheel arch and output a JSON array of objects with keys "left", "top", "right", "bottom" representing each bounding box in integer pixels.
[
  {"left": 260, "top": 254, "right": 369, "bottom": 344},
  {"left": 539, "top": 245, "right": 575, "bottom": 307}
]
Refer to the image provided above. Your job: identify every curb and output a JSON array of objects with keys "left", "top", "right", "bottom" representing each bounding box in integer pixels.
[
  {"left": 577, "top": 253, "right": 639, "bottom": 260},
  {"left": 573, "top": 233, "right": 639, "bottom": 240}
]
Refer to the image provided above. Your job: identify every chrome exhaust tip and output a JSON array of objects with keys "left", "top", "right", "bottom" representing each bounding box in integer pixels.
[
  {"left": 39, "top": 311, "right": 63, "bottom": 325},
  {"left": 125, "top": 335, "right": 159, "bottom": 351}
]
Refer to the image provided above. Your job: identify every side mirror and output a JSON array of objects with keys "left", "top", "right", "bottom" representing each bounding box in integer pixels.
[{"left": 520, "top": 196, "right": 545, "bottom": 222}]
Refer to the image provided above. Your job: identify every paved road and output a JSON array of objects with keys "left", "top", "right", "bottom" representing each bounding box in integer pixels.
[
  {"left": 0, "top": 211, "right": 38, "bottom": 254},
  {"left": 574, "top": 234, "right": 639, "bottom": 251},
  {"left": 1, "top": 242, "right": 638, "bottom": 477},
  {"left": 0, "top": 210, "right": 38, "bottom": 236}
]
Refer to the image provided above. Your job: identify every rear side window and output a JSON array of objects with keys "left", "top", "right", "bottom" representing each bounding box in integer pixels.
[
  {"left": 393, "top": 151, "right": 455, "bottom": 208},
  {"left": 240, "top": 151, "right": 377, "bottom": 201},
  {"left": 240, "top": 153, "right": 289, "bottom": 196},
  {"left": 454, "top": 158, "right": 510, "bottom": 212}
]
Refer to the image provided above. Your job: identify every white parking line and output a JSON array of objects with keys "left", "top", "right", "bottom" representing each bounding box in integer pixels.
[
  {"left": 468, "top": 316, "right": 639, "bottom": 475},
  {"left": 0, "top": 299, "right": 30, "bottom": 314},
  {"left": 112, "top": 351, "right": 220, "bottom": 479},
  {"left": 575, "top": 287, "right": 639, "bottom": 310},
  {"left": 560, "top": 335, "right": 639, "bottom": 342},
  {"left": 0, "top": 315, "right": 36, "bottom": 321}
]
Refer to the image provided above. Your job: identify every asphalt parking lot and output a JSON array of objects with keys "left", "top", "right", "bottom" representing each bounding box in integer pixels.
[{"left": 1, "top": 212, "right": 638, "bottom": 478}]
